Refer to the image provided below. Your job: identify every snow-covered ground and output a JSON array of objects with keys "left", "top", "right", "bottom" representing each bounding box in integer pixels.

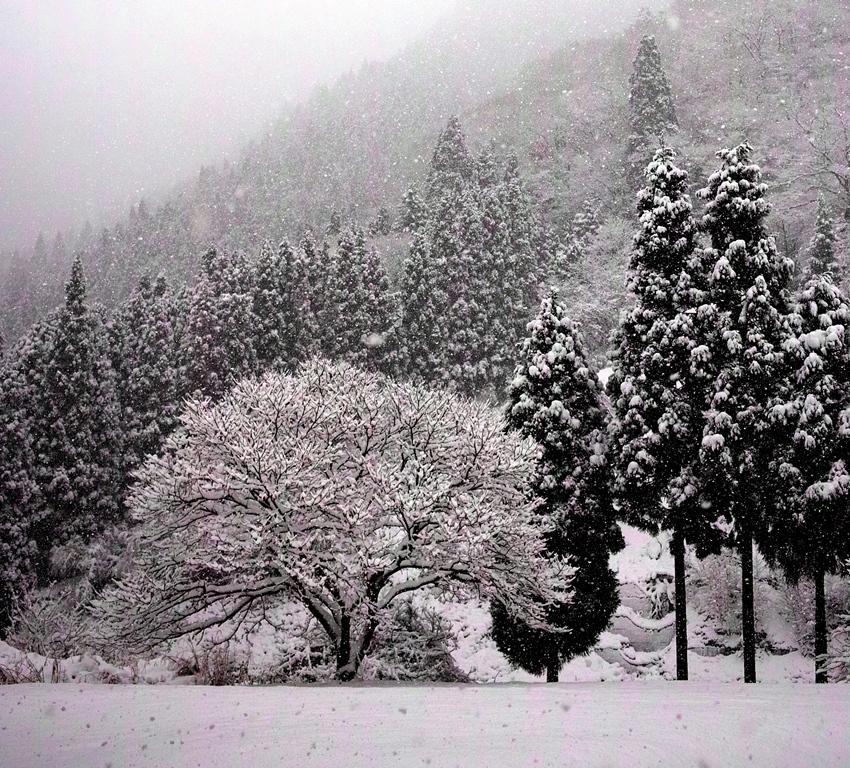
[{"left": 2, "top": 681, "right": 848, "bottom": 768}]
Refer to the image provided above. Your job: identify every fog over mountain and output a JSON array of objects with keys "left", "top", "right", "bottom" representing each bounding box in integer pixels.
[
  {"left": 0, "top": 0, "right": 662, "bottom": 254},
  {"left": 0, "top": 0, "right": 454, "bottom": 251}
]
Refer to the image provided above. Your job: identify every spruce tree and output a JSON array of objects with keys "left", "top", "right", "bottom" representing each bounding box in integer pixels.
[
  {"left": 110, "top": 274, "right": 181, "bottom": 479},
  {"left": 763, "top": 273, "right": 850, "bottom": 682},
  {"left": 398, "top": 232, "right": 448, "bottom": 384},
  {"left": 0, "top": 360, "right": 40, "bottom": 634},
  {"left": 627, "top": 35, "right": 677, "bottom": 183},
  {"left": 180, "top": 248, "right": 257, "bottom": 400},
  {"left": 490, "top": 290, "right": 623, "bottom": 682},
  {"left": 696, "top": 144, "right": 794, "bottom": 683},
  {"left": 320, "top": 227, "right": 373, "bottom": 365},
  {"left": 251, "top": 240, "right": 305, "bottom": 371},
  {"left": 362, "top": 245, "right": 398, "bottom": 373},
  {"left": 8, "top": 258, "right": 123, "bottom": 575},
  {"left": 609, "top": 145, "right": 722, "bottom": 680},
  {"left": 805, "top": 196, "right": 840, "bottom": 278}
]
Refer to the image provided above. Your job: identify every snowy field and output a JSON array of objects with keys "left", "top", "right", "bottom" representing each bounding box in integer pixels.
[{"left": 2, "top": 682, "right": 848, "bottom": 768}]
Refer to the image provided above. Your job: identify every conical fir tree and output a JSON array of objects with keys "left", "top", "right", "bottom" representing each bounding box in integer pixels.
[
  {"left": 609, "top": 145, "right": 723, "bottom": 680},
  {"left": 763, "top": 273, "right": 850, "bottom": 682},
  {"left": 9, "top": 258, "right": 123, "bottom": 573},
  {"left": 0, "top": 358, "right": 40, "bottom": 633},
  {"left": 805, "top": 196, "right": 840, "bottom": 278},
  {"left": 398, "top": 231, "right": 448, "bottom": 384},
  {"left": 180, "top": 248, "right": 257, "bottom": 400},
  {"left": 490, "top": 290, "right": 623, "bottom": 682},
  {"left": 627, "top": 35, "right": 677, "bottom": 184},
  {"left": 696, "top": 143, "right": 794, "bottom": 683},
  {"left": 110, "top": 274, "right": 181, "bottom": 479}
]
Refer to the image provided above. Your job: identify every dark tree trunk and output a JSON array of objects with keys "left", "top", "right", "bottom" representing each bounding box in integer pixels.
[
  {"left": 815, "top": 563, "right": 828, "bottom": 684},
  {"left": 336, "top": 613, "right": 356, "bottom": 681},
  {"left": 672, "top": 525, "right": 689, "bottom": 681},
  {"left": 546, "top": 660, "right": 559, "bottom": 683},
  {"left": 740, "top": 527, "right": 757, "bottom": 683}
]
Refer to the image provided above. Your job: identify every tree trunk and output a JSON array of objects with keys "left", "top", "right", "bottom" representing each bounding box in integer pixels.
[
  {"left": 546, "top": 659, "right": 559, "bottom": 683},
  {"left": 815, "top": 562, "right": 828, "bottom": 684},
  {"left": 740, "top": 527, "right": 757, "bottom": 683},
  {"left": 336, "top": 613, "right": 356, "bottom": 681},
  {"left": 672, "top": 526, "right": 689, "bottom": 681}
]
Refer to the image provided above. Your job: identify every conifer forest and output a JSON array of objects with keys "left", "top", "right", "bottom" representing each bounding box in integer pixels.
[{"left": 2, "top": 1, "right": 850, "bottom": 766}]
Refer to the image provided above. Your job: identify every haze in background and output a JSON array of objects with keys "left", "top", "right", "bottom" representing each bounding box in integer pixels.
[{"left": 0, "top": 0, "right": 455, "bottom": 251}]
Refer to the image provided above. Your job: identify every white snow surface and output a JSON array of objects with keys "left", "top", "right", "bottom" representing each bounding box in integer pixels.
[{"left": 2, "top": 681, "right": 848, "bottom": 768}]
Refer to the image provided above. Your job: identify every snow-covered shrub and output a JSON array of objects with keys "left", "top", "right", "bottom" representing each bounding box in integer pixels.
[
  {"left": 827, "top": 616, "right": 850, "bottom": 683},
  {"left": 168, "top": 640, "right": 251, "bottom": 686},
  {"left": 686, "top": 550, "right": 772, "bottom": 645},
  {"left": 642, "top": 575, "right": 674, "bottom": 619},
  {"left": 363, "top": 600, "right": 469, "bottom": 683},
  {"left": 6, "top": 592, "right": 88, "bottom": 663}
]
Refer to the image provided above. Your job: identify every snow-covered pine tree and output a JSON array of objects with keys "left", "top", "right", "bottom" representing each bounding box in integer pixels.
[
  {"left": 627, "top": 35, "right": 678, "bottom": 185},
  {"left": 763, "top": 273, "right": 850, "bottom": 682},
  {"left": 320, "top": 227, "right": 373, "bottom": 366},
  {"left": 398, "top": 231, "right": 448, "bottom": 384},
  {"left": 805, "top": 196, "right": 841, "bottom": 278},
  {"left": 490, "top": 290, "right": 623, "bottom": 682},
  {"left": 0, "top": 358, "right": 40, "bottom": 634},
  {"left": 696, "top": 143, "right": 794, "bottom": 683},
  {"left": 608, "top": 145, "right": 722, "bottom": 680},
  {"left": 362, "top": 245, "right": 398, "bottom": 373},
  {"left": 179, "top": 247, "right": 257, "bottom": 400},
  {"left": 426, "top": 116, "right": 473, "bottom": 204},
  {"left": 7, "top": 258, "right": 123, "bottom": 575},
  {"left": 109, "top": 274, "right": 181, "bottom": 480},
  {"left": 251, "top": 240, "right": 307, "bottom": 371}
]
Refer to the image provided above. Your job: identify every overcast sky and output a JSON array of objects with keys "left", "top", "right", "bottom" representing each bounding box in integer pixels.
[{"left": 0, "top": 0, "right": 456, "bottom": 251}]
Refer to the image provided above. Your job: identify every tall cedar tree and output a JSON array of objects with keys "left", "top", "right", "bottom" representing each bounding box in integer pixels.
[
  {"left": 109, "top": 274, "right": 182, "bottom": 481},
  {"left": 805, "top": 196, "right": 840, "bottom": 279},
  {"left": 0, "top": 359, "right": 40, "bottom": 633},
  {"left": 399, "top": 118, "right": 543, "bottom": 397},
  {"left": 251, "top": 240, "right": 309, "bottom": 371},
  {"left": 320, "top": 227, "right": 393, "bottom": 369},
  {"left": 764, "top": 273, "right": 850, "bottom": 682},
  {"left": 627, "top": 35, "right": 678, "bottom": 184},
  {"left": 490, "top": 291, "right": 623, "bottom": 682},
  {"left": 696, "top": 144, "right": 794, "bottom": 683},
  {"left": 179, "top": 248, "right": 257, "bottom": 400},
  {"left": 8, "top": 258, "right": 123, "bottom": 577},
  {"left": 399, "top": 232, "right": 447, "bottom": 383},
  {"left": 609, "top": 146, "right": 722, "bottom": 680}
]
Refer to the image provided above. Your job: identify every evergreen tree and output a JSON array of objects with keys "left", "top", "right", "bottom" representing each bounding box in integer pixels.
[
  {"left": 397, "top": 189, "right": 427, "bottom": 234},
  {"left": 763, "top": 274, "right": 850, "bottom": 682},
  {"left": 398, "top": 119, "right": 544, "bottom": 398},
  {"left": 627, "top": 35, "right": 677, "bottom": 183},
  {"left": 8, "top": 258, "right": 123, "bottom": 575},
  {"left": 362, "top": 245, "right": 398, "bottom": 373},
  {"left": 490, "top": 290, "right": 623, "bottom": 682},
  {"left": 398, "top": 232, "right": 448, "bottom": 383},
  {"left": 805, "top": 196, "right": 840, "bottom": 278},
  {"left": 110, "top": 274, "right": 181, "bottom": 478},
  {"left": 426, "top": 116, "right": 473, "bottom": 203},
  {"left": 0, "top": 359, "right": 40, "bottom": 634},
  {"left": 609, "top": 146, "right": 723, "bottom": 680},
  {"left": 179, "top": 248, "right": 257, "bottom": 400},
  {"left": 251, "top": 240, "right": 305, "bottom": 371},
  {"left": 320, "top": 227, "right": 373, "bottom": 365},
  {"left": 696, "top": 143, "right": 794, "bottom": 683}
]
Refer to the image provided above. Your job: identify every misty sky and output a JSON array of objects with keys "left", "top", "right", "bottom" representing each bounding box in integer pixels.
[{"left": 0, "top": 0, "right": 455, "bottom": 251}]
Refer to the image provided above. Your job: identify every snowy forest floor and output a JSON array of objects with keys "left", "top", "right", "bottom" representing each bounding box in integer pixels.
[{"left": 2, "top": 681, "right": 848, "bottom": 768}]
